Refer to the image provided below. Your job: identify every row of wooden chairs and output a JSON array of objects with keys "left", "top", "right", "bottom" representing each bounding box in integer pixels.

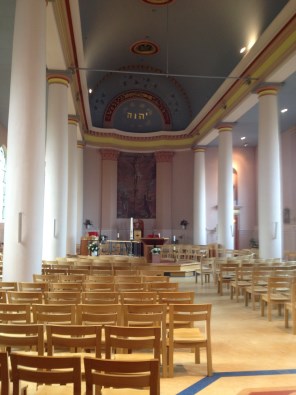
[{"left": 0, "top": 303, "right": 212, "bottom": 382}]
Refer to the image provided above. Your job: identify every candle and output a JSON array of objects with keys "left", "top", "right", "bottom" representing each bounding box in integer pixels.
[
  {"left": 173, "top": 235, "right": 176, "bottom": 242},
  {"left": 117, "top": 232, "right": 120, "bottom": 239},
  {"left": 130, "top": 217, "right": 134, "bottom": 240}
]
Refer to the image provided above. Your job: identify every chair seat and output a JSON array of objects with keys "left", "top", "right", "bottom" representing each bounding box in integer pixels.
[{"left": 173, "top": 327, "right": 204, "bottom": 342}]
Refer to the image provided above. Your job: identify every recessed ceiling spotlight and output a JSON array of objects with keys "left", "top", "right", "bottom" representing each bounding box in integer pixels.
[
  {"left": 241, "top": 136, "right": 246, "bottom": 140},
  {"left": 88, "top": 88, "right": 93, "bottom": 94},
  {"left": 240, "top": 47, "right": 246, "bottom": 54},
  {"left": 281, "top": 108, "right": 288, "bottom": 113},
  {"left": 243, "top": 143, "right": 248, "bottom": 147}
]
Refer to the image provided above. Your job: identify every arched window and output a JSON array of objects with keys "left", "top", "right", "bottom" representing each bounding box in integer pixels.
[{"left": 0, "top": 146, "right": 7, "bottom": 222}]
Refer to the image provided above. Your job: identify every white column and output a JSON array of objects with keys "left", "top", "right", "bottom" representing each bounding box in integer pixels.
[
  {"left": 43, "top": 73, "right": 69, "bottom": 260},
  {"left": 193, "top": 148, "right": 206, "bottom": 245},
  {"left": 76, "top": 143, "right": 84, "bottom": 244},
  {"left": 67, "top": 116, "right": 78, "bottom": 255},
  {"left": 217, "top": 124, "right": 234, "bottom": 249},
  {"left": 155, "top": 152, "right": 174, "bottom": 235},
  {"left": 3, "top": 0, "right": 46, "bottom": 282},
  {"left": 101, "top": 149, "right": 119, "bottom": 238},
  {"left": 257, "top": 85, "right": 282, "bottom": 259}
]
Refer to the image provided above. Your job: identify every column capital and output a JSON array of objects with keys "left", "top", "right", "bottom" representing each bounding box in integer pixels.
[
  {"left": 255, "top": 83, "right": 282, "bottom": 97},
  {"left": 47, "top": 69, "right": 71, "bottom": 86},
  {"left": 216, "top": 123, "right": 235, "bottom": 133},
  {"left": 100, "top": 149, "right": 120, "bottom": 161},
  {"left": 68, "top": 115, "right": 79, "bottom": 126},
  {"left": 154, "top": 151, "right": 174, "bottom": 163},
  {"left": 193, "top": 147, "right": 206, "bottom": 153}
]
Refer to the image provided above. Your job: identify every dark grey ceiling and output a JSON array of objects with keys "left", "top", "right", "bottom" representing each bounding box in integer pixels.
[{"left": 78, "top": 0, "right": 295, "bottom": 145}]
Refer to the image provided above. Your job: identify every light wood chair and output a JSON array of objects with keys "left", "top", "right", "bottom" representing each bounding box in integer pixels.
[
  {"left": 6, "top": 291, "right": 43, "bottom": 305},
  {"left": 217, "top": 263, "right": 239, "bottom": 295},
  {"left": 0, "top": 282, "right": 18, "bottom": 292},
  {"left": 32, "top": 304, "right": 76, "bottom": 325},
  {"left": 168, "top": 303, "right": 212, "bottom": 377},
  {"left": 84, "top": 357, "right": 160, "bottom": 395},
  {"left": 84, "top": 274, "right": 114, "bottom": 283},
  {"left": 0, "top": 303, "right": 31, "bottom": 324},
  {"left": 120, "top": 291, "right": 158, "bottom": 304},
  {"left": 82, "top": 282, "right": 115, "bottom": 292},
  {"left": 58, "top": 274, "right": 86, "bottom": 283},
  {"left": 115, "top": 283, "right": 146, "bottom": 292},
  {"left": 158, "top": 291, "right": 195, "bottom": 305},
  {"left": 10, "top": 352, "right": 81, "bottom": 395},
  {"left": 33, "top": 274, "right": 59, "bottom": 283},
  {"left": 284, "top": 280, "right": 296, "bottom": 334},
  {"left": 0, "top": 351, "right": 9, "bottom": 395},
  {"left": 76, "top": 304, "right": 122, "bottom": 327},
  {"left": 0, "top": 323, "right": 44, "bottom": 355},
  {"left": 81, "top": 291, "right": 119, "bottom": 304},
  {"left": 195, "top": 258, "right": 215, "bottom": 284},
  {"left": 123, "top": 303, "right": 167, "bottom": 377},
  {"left": 260, "top": 276, "right": 293, "bottom": 321},
  {"left": 114, "top": 275, "right": 142, "bottom": 284},
  {"left": 105, "top": 325, "right": 161, "bottom": 387},
  {"left": 230, "top": 266, "right": 253, "bottom": 302},
  {"left": 245, "top": 268, "right": 273, "bottom": 310},
  {"left": 44, "top": 291, "right": 81, "bottom": 304}
]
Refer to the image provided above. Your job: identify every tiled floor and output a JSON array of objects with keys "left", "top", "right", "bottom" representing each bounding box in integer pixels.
[{"left": 161, "top": 275, "right": 296, "bottom": 395}]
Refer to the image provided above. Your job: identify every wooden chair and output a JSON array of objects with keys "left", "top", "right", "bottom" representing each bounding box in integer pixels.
[
  {"left": 0, "top": 282, "right": 18, "bottom": 292},
  {"left": 32, "top": 304, "right": 76, "bottom": 325},
  {"left": 49, "top": 282, "right": 82, "bottom": 292},
  {"left": 0, "top": 303, "right": 31, "bottom": 324},
  {"left": 195, "top": 258, "right": 215, "bottom": 284},
  {"left": 105, "top": 325, "right": 161, "bottom": 385},
  {"left": 76, "top": 304, "right": 122, "bottom": 327},
  {"left": 147, "top": 282, "right": 179, "bottom": 292},
  {"left": 284, "top": 280, "right": 296, "bottom": 334},
  {"left": 114, "top": 275, "right": 142, "bottom": 284},
  {"left": 120, "top": 291, "right": 158, "bottom": 304},
  {"left": 245, "top": 268, "right": 272, "bottom": 310},
  {"left": 158, "top": 291, "right": 195, "bottom": 305},
  {"left": 142, "top": 275, "right": 170, "bottom": 284},
  {"left": 260, "top": 276, "right": 293, "bottom": 321},
  {"left": 44, "top": 291, "right": 81, "bottom": 304},
  {"left": 0, "top": 352, "right": 9, "bottom": 395},
  {"left": 84, "top": 357, "right": 159, "bottom": 395},
  {"left": 168, "top": 303, "right": 212, "bottom": 377},
  {"left": 10, "top": 352, "right": 81, "bottom": 395},
  {"left": 82, "top": 282, "right": 115, "bottom": 292},
  {"left": 0, "top": 323, "right": 44, "bottom": 355},
  {"left": 18, "top": 282, "right": 49, "bottom": 292},
  {"left": 84, "top": 274, "right": 114, "bottom": 283},
  {"left": 123, "top": 303, "right": 167, "bottom": 377},
  {"left": 6, "top": 291, "right": 43, "bottom": 305},
  {"left": 81, "top": 291, "right": 119, "bottom": 304},
  {"left": 33, "top": 274, "right": 59, "bottom": 283},
  {"left": 217, "top": 263, "right": 239, "bottom": 295},
  {"left": 230, "top": 266, "right": 253, "bottom": 302},
  {"left": 58, "top": 274, "right": 86, "bottom": 283}
]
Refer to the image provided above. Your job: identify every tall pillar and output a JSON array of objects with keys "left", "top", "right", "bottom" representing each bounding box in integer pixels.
[
  {"left": 3, "top": 0, "right": 46, "bottom": 281},
  {"left": 155, "top": 152, "right": 174, "bottom": 235},
  {"left": 101, "top": 149, "right": 120, "bottom": 238},
  {"left": 76, "top": 143, "right": 84, "bottom": 244},
  {"left": 257, "top": 85, "right": 282, "bottom": 259},
  {"left": 193, "top": 148, "right": 206, "bottom": 245},
  {"left": 217, "top": 124, "right": 234, "bottom": 249},
  {"left": 67, "top": 116, "right": 78, "bottom": 255},
  {"left": 43, "top": 72, "right": 70, "bottom": 260}
]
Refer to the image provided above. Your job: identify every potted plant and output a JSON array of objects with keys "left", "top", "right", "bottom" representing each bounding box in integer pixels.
[
  {"left": 84, "top": 219, "right": 93, "bottom": 229},
  {"left": 151, "top": 247, "right": 161, "bottom": 263},
  {"left": 88, "top": 241, "right": 99, "bottom": 256},
  {"left": 180, "top": 219, "right": 189, "bottom": 230}
]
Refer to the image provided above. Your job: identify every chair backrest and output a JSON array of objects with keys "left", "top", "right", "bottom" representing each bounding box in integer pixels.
[
  {"left": 142, "top": 275, "right": 170, "bottom": 284},
  {"left": 0, "top": 323, "right": 44, "bottom": 355},
  {"left": 44, "top": 291, "right": 81, "bottom": 304},
  {"left": 10, "top": 352, "right": 81, "bottom": 395},
  {"left": 115, "top": 283, "right": 146, "bottom": 292},
  {"left": 32, "top": 304, "right": 76, "bottom": 325},
  {"left": 266, "top": 276, "right": 293, "bottom": 300},
  {"left": 0, "top": 282, "right": 18, "bottom": 292},
  {"left": 6, "top": 291, "right": 43, "bottom": 305},
  {"left": 0, "top": 303, "right": 31, "bottom": 324},
  {"left": 158, "top": 291, "right": 195, "bottom": 305},
  {"left": 84, "top": 357, "right": 159, "bottom": 395},
  {"left": 76, "top": 304, "right": 122, "bottom": 326},
  {"left": 114, "top": 275, "right": 142, "bottom": 284},
  {"left": 120, "top": 291, "right": 158, "bottom": 304},
  {"left": 0, "top": 292, "right": 5, "bottom": 304},
  {"left": 0, "top": 351, "right": 9, "bottom": 395},
  {"left": 147, "top": 282, "right": 179, "bottom": 292},
  {"left": 33, "top": 274, "right": 59, "bottom": 283},
  {"left": 58, "top": 274, "right": 85, "bottom": 283},
  {"left": 18, "top": 282, "right": 49, "bottom": 292},
  {"left": 82, "top": 282, "right": 115, "bottom": 292},
  {"left": 84, "top": 274, "right": 114, "bottom": 283},
  {"left": 49, "top": 282, "right": 82, "bottom": 292},
  {"left": 81, "top": 291, "right": 119, "bottom": 304},
  {"left": 105, "top": 325, "right": 161, "bottom": 361},
  {"left": 46, "top": 324, "right": 101, "bottom": 358},
  {"left": 114, "top": 269, "right": 138, "bottom": 276}
]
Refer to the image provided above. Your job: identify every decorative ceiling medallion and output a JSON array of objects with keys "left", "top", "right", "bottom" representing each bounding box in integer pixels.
[
  {"left": 142, "top": 0, "right": 174, "bottom": 4},
  {"left": 130, "top": 40, "right": 159, "bottom": 56}
]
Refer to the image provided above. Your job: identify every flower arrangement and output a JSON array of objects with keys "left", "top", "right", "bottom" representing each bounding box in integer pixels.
[
  {"left": 180, "top": 219, "right": 189, "bottom": 229},
  {"left": 88, "top": 241, "right": 99, "bottom": 254},
  {"left": 151, "top": 247, "right": 161, "bottom": 254}
]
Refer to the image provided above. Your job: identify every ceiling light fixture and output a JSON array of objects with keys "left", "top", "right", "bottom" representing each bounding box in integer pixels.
[
  {"left": 241, "top": 136, "right": 246, "bottom": 140},
  {"left": 240, "top": 47, "right": 246, "bottom": 54},
  {"left": 281, "top": 108, "right": 288, "bottom": 113},
  {"left": 88, "top": 88, "right": 92, "bottom": 93}
]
